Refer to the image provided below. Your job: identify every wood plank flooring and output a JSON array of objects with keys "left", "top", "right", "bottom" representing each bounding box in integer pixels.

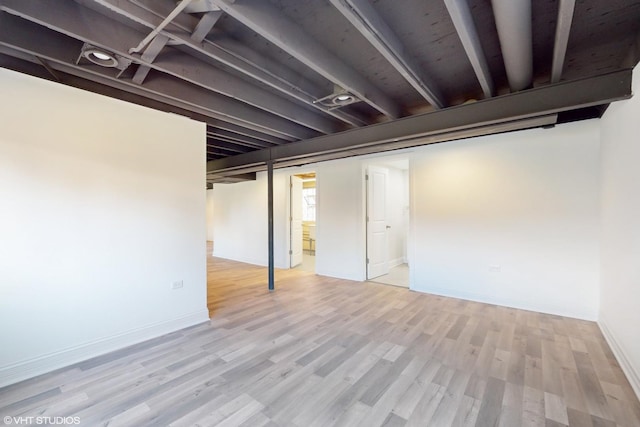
[{"left": 1, "top": 243, "right": 639, "bottom": 426}]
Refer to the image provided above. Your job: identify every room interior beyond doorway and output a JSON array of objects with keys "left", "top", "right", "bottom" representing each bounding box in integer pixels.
[
  {"left": 366, "top": 157, "right": 410, "bottom": 288},
  {"left": 292, "top": 172, "right": 316, "bottom": 272}
]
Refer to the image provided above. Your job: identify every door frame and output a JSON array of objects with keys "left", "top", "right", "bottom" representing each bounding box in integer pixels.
[
  {"left": 363, "top": 157, "right": 412, "bottom": 286},
  {"left": 365, "top": 165, "right": 390, "bottom": 280},
  {"left": 286, "top": 169, "right": 317, "bottom": 270},
  {"left": 289, "top": 175, "right": 303, "bottom": 268}
]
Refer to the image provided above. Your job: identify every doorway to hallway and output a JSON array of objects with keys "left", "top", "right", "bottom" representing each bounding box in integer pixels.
[
  {"left": 365, "top": 158, "right": 410, "bottom": 288},
  {"left": 290, "top": 172, "right": 316, "bottom": 272}
]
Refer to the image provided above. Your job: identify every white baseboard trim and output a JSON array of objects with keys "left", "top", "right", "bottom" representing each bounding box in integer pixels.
[
  {"left": 389, "top": 258, "right": 405, "bottom": 269},
  {"left": 212, "top": 252, "right": 267, "bottom": 268},
  {"left": 211, "top": 253, "right": 288, "bottom": 270},
  {"left": 0, "top": 309, "right": 210, "bottom": 388},
  {"left": 598, "top": 316, "right": 640, "bottom": 401},
  {"left": 410, "top": 285, "right": 597, "bottom": 321}
]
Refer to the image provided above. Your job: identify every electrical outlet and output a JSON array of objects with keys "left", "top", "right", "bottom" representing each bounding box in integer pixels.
[
  {"left": 489, "top": 265, "right": 501, "bottom": 273},
  {"left": 171, "top": 280, "right": 184, "bottom": 290}
]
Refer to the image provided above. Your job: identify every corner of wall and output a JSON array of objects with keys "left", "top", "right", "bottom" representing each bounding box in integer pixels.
[
  {"left": 598, "top": 314, "right": 640, "bottom": 401},
  {"left": 597, "top": 63, "right": 640, "bottom": 403}
]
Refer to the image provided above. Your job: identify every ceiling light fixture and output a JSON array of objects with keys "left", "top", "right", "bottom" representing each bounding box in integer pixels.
[
  {"left": 82, "top": 48, "right": 119, "bottom": 67},
  {"left": 92, "top": 52, "right": 112, "bottom": 61},
  {"left": 335, "top": 94, "right": 352, "bottom": 102},
  {"left": 314, "top": 88, "right": 360, "bottom": 109},
  {"left": 77, "top": 43, "right": 132, "bottom": 78}
]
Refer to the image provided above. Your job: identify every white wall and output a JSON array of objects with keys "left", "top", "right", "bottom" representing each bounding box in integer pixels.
[
  {"left": 386, "top": 166, "right": 408, "bottom": 267},
  {"left": 212, "top": 122, "right": 603, "bottom": 311},
  {"left": 211, "top": 162, "right": 366, "bottom": 281},
  {"left": 315, "top": 159, "right": 366, "bottom": 281},
  {"left": 402, "top": 169, "right": 410, "bottom": 263},
  {"left": 364, "top": 163, "right": 408, "bottom": 268},
  {"left": 410, "top": 120, "right": 602, "bottom": 320},
  {"left": 599, "top": 65, "right": 640, "bottom": 398},
  {"left": 206, "top": 188, "right": 215, "bottom": 242},
  {"left": 0, "top": 69, "right": 208, "bottom": 387},
  {"left": 211, "top": 172, "right": 288, "bottom": 268}
]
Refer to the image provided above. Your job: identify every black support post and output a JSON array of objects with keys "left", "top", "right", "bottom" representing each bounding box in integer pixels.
[{"left": 267, "top": 159, "right": 275, "bottom": 291}]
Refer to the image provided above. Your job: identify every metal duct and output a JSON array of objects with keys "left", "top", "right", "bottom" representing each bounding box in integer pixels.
[{"left": 491, "top": 0, "right": 533, "bottom": 91}]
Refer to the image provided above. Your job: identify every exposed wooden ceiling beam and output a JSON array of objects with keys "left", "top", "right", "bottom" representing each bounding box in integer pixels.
[
  {"left": 1, "top": 0, "right": 337, "bottom": 135},
  {"left": 191, "top": 11, "right": 223, "bottom": 43},
  {"left": 0, "top": 12, "right": 314, "bottom": 141},
  {"left": 207, "top": 69, "right": 632, "bottom": 174},
  {"left": 551, "top": 0, "right": 576, "bottom": 83},
  {"left": 128, "top": 0, "right": 193, "bottom": 54},
  {"left": 211, "top": 0, "right": 402, "bottom": 118},
  {"left": 207, "top": 139, "right": 252, "bottom": 154},
  {"left": 208, "top": 134, "right": 261, "bottom": 149},
  {"left": 183, "top": 0, "right": 221, "bottom": 14},
  {"left": 207, "top": 128, "right": 278, "bottom": 147},
  {"left": 132, "top": 34, "right": 169, "bottom": 84},
  {"left": 212, "top": 122, "right": 293, "bottom": 144},
  {"left": 207, "top": 172, "right": 257, "bottom": 184},
  {"left": 444, "top": 0, "right": 494, "bottom": 98},
  {"left": 93, "top": 0, "right": 368, "bottom": 128},
  {"left": 329, "top": 0, "right": 445, "bottom": 108},
  {"left": 0, "top": 50, "right": 291, "bottom": 148}
]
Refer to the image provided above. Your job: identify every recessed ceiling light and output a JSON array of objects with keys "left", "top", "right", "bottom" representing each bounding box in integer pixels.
[
  {"left": 313, "top": 89, "right": 360, "bottom": 108},
  {"left": 92, "top": 52, "right": 112, "bottom": 61},
  {"left": 82, "top": 48, "right": 119, "bottom": 68},
  {"left": 332, "top": 94, "right": 354, "bottom": 105}
]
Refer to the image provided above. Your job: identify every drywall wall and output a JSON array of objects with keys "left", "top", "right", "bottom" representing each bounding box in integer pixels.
[
  {"left": 0, "top": 68, "right": 208, "bottom": 387},
  {"left": 206, "top": 189, "right": 215, "bottom": 242},
  {"left": 315, "top": 159, "right": 366, "bottom": 281},
  {"left": 211, "top": 163, "right": 365, "bottom": 281},
  {"left": 410, "top": 120, "right": 601, "bottom": 320},
  {"left": 402, "top": 169, "right": 409, "bottom": 263},
  {"left": 364, "top": 163, "right": 408, "bottom": 268},
  {"left": 210, "top": 120, "right": 601, "bottom": 320},
  {"left": 211, "top": 172, "right": 288, "bottom": 268},
  {"left": 599, "top": 65, "right": 640, "bottom": 398},
  {"left": 386, "top": 166, "right": 408, "bottom": 267}
]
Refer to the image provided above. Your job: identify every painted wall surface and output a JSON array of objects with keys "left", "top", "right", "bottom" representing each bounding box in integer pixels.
[
  {"left": 315, "top": 160, "right": 366, "bottom": 281},
  {"left": 386, "top": 167, "right": 408, "bottom": 267},
  {"left": 0, "top": 69, "right": 208, "bottom": 386},
  {"left": 206, "top": 189, "right": 215, "bottom": 242},
  {"left": 410, "top": 120, "right": 601, "bottom": 320},
  {"left": 211, "top": 163, "right": 365, "bottom": 280},
  {"left": 402, "top": 169, "right": 410, "bottom": 263},
  {"left": 211, "top": 172, "right": 288, "bottom": 268},
  {"left": 599, "top": 65, "right": 640, "bottom": 398},
  {"left": 364, "top": 163, "right": 408, "bottom": 268},
  {"left": 212, "top": 121, "right": 602, "bottom": 312}
]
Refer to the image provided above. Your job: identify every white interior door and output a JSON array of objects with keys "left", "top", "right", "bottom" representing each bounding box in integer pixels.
[
  {"left": 290, "top": 176, "right": 303, "bottom": 267},
  {"left": 367, "top": 166, "right": 389, "bottom": 279}
]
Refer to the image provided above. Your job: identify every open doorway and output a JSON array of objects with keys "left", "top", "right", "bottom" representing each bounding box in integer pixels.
[
  {"left": 366, "top": 159, "right": 410, "bottom": 287},
  {"left": 290, "top": 172, "right": 316, "bottom": 272}
]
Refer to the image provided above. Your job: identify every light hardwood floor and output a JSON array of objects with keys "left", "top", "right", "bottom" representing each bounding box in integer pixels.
[{"left": 1, "top": 243, "right": 639, "bottom": 426}]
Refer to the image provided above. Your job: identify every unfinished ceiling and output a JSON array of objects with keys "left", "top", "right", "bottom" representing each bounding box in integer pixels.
[{"left": 0, "top": 0, "right": 639, "bottom": 182}]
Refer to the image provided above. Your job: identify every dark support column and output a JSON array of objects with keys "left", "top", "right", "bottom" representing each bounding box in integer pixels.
[{"left": 267, "top": 159, "right": 275, "bottom": 291}]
